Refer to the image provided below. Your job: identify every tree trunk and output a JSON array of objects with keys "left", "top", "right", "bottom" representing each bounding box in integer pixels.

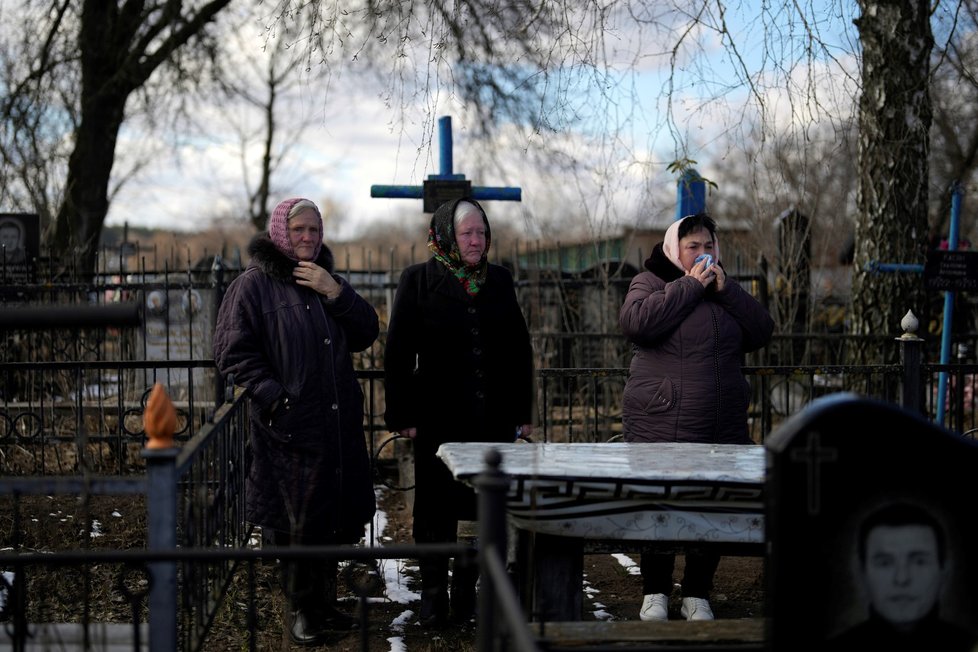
[
  {"left": 850, "top": 1, "right": 933, "bottom": 363},
  {"left": 52, "top": 94, "right": 126, "bottom": 277},
  {"left": 49, "top": 0, "right": 232, "bottom": 277}
]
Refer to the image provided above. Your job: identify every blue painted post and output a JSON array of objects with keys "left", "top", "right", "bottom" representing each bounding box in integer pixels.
[
  {"left": 675, "top": 168, "right": 707, "bottom": 221},
  {"left": 144, "top": 447, "right": 179, "bottom": 652},
  {"left": 936, "top": 183, "right": 965, "bottom": 427},
  {"left": 439, "top": 116, "right": 454, "bottom": 178}
]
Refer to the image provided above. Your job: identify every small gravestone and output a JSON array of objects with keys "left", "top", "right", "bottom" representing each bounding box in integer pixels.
[
  {"left": 0, "top": 213, "right": 40, "bottom": 288},
  {"left": 765, "top": 394, "right": 978, "bottom": 650}
]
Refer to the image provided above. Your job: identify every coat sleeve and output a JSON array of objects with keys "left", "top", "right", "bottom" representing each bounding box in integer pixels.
[
  {"left": 383, "top": 267, "right": 421, "bottom": 432},
  {"left": 323, "top": 276, "right": 380, "bottom": 353},
  {"left": 713, "top": 278, "right": 775, "bottom": 353},
  {"left": 619, "top": 272, "right": 706, "bottom": 348},
  {"left": 212, "top": 275, "right": 285, "bottom": 410}
]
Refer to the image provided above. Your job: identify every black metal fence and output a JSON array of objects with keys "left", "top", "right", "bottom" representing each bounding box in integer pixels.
[
  {"left": 0, "top": 382, "right": 528, "bottom": 652},
  {"left": 5, "top": 255, "right": 978, "bottom": 650}
]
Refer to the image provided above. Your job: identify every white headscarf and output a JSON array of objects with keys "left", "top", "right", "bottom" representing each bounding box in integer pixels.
[{"left": 661, "top": 214, "right": 722, "bottom": 272}]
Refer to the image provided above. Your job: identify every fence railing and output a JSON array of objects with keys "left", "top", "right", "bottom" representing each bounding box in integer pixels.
[
  {"left": 0, "top": 384, "right": 509, "bottom": 651},
  {"left": 5, "top": 342, "right": 977, "bottom": 480},
  {"left": 0, "top": 388, "right": 250, "bottom": 652},
  {"left": 5, "top": 293, "right": 978, "bottom": 650},
  {"left": 0, "top": 360, "right": 216, "bottom": 476}
]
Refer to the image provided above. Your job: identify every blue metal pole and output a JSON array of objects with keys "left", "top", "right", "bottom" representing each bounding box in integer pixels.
[
  {"left": 472, "top": 187, "right": 522, "bottom": 202},
  {"left": 864, "top": 262, "right": 925, "bottom": 274},
  {"left": 369, "top": 185, "right": 424, "bottom": 199},
  {"left": 439, "top": 116, "right": 453, "bottom": 178},
  {"left": 936, "top": 183, "right": 964, "bottom": 427}
]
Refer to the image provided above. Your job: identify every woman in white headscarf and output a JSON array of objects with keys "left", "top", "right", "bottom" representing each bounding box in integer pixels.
[{"left": 620, "top": 212, "right": 773, "bottom": 623}]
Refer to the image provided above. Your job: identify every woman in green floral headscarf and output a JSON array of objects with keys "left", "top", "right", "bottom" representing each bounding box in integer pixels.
[{"left": 384, "top": 197, "right": 534, "bottom": 628}]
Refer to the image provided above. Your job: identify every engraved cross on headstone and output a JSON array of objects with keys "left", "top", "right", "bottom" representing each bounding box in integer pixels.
[{"left": 790, "top": 431, "right": 838, "bottom": 515}]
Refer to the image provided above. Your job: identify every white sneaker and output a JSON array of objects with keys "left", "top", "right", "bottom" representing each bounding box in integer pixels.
[
  {"left": 681, "top": 597, "right": 714, "bottom": 621},
  {"left": 639, "top": 593, "right": 669, "bottom": 621}
]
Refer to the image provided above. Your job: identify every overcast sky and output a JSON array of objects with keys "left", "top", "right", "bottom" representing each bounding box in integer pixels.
[{"left": 105, "top": 1, "right": 861, "bottom": 241}]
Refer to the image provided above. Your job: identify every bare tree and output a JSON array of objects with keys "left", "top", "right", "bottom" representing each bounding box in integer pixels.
[
  {"left": 207, "top": 11, "right": 335, "bottom": 231},
  {"left": 930, "top": 0, "right": 978, "bottom": 244},
  {"left": 0, "top": 1, "right": 232, "bottom": 277}
]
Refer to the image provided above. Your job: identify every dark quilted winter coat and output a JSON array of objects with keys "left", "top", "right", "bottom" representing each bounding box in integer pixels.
[
  {"left": 213, "top": 234, "right": 379, "bottom": 541},
  {"left": 383, "top": 257, "right": 533, "bottom": 521},
  {"left": 619, "top": 242, "right": 774, "bottom": 444}
]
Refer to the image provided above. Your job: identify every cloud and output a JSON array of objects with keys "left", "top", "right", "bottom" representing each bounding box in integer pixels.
[{"left": 105, "top": 1, "right": 860, "bottom": 241}]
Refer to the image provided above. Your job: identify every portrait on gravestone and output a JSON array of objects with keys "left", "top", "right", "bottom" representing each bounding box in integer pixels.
[
  {"left": 827, "top": 500, "right": 976, "bottom": 649},
  {"left": 0, "top": 216, "right": 27, "bottom": 265},
  {"left": 764, "top": 394, "right": 978, "bottom": 652},
  {"left": 0, "top": 213, "right": 40, "bottom": 284}
]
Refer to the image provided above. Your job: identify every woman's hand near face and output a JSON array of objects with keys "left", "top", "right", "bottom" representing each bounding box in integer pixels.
[
  {"left": 712, "top": 263, "right": 726, "bottom": 291},
  {"left": 294, "top": 261, "right": 342, "bottom": 299},
  {"left": 687, "top": 257, "right": 717, "bottom": 288}
]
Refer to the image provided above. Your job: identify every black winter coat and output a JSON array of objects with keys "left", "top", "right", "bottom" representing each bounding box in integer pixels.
[
  {"left": 384, "top": 258, "right": 533, "bottom": 520},
  {"left": 213, "top": 235, "right": 379, "bottom": 541}
]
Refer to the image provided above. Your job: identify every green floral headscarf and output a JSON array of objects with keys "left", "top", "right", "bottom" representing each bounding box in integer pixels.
[{"left": 427, "top": 198, "right": 491, "bottom": 296}]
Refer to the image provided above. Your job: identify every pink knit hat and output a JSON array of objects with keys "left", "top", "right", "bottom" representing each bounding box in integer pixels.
[{"left": 268, "top": 198, "right": 323, "bottom": 261}]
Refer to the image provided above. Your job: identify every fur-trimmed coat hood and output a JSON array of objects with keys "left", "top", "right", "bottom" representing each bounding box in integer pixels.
[{"left": 247, "top": 232, "right": 335, "bottom": 281}]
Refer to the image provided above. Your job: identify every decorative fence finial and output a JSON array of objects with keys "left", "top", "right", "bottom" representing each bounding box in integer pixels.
[
  {"left": 144, "top": 383, "right": 177, "bottom": 449},
  {"left": 899, "top": 310, "right": 920, "bottom": 340}
]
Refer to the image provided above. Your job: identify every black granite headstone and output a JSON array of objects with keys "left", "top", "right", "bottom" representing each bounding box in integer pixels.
[
  {"left": 0, "top": 213, "right": 39, "bottom": 286},
  {"left": 765, "top": 393, "right": 978, "bottom": 651}
]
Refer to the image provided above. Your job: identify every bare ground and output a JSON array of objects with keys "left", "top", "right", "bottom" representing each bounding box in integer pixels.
[
  {"left": 205, "top": 488, "right": 765, "bottom": 651},
  {"left": 1, "top": 490, "right": 764, "bottom": 651}
]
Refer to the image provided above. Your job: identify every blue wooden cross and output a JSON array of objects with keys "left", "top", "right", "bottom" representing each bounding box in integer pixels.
[{"left": 370, "top": 115, "right": 522, "bottom": 213}]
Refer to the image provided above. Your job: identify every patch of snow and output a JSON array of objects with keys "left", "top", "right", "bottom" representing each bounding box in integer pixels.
[
  {"left": 612, "top": 553, "right": 641, "bottom": 575},
  {"left": 0, "top": 571, "right": 13, "bottom": 612}
]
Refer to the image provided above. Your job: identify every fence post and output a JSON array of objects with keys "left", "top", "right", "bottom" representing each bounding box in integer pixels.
[
  {"left": 475, "top": 448, "right": 510, "bottom": 652},
  {"left": 897, "top": 310, "right": 924, "bottom": 415},
  {"left": 143, "top": 446, "right": 178, "bottom": 652},
  {"left": 211, "top": 255, "right": 226, "bottom": 406}
]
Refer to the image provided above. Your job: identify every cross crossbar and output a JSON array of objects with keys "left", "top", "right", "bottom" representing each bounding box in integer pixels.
[{"left": 370, "top": 116, "right": 522, "bottom": 213}]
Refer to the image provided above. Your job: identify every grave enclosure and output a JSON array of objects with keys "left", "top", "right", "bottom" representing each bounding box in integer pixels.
[{"left": 5, "top": 122, "right": 978, "bottom": 649}]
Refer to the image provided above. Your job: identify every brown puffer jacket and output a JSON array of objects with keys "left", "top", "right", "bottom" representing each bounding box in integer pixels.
[{"left": 619, "top": 242, "right": 773, "bottom": 444}]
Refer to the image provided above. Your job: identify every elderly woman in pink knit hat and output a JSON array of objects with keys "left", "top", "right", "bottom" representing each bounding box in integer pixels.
[{"left": 214, "top": 198, "right": 379, "bottom": 646}]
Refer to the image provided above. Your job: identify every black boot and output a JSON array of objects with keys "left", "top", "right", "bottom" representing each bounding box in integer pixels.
[
  {"left": 287, "top": 607, "right": 329, "bottom": 646},
  {"left": 450, "top": 557, "right": 478, "bottom": 624},
  {"left": 317, "top": 561, "right": 358, "bottom": 632},
  {"left": 418, "top": 553, "right": 450, "bottom": 627},
  {"left": 419, "top": 586, "right": 450, "bottom": 628},
  {"left": 282, "top": 557, "right": 329, "bottom": 645}
]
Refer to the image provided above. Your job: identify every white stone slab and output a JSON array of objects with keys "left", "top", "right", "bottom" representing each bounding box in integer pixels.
[{"left": 437, "top": 442, "right": 765, "bottom": 543}]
